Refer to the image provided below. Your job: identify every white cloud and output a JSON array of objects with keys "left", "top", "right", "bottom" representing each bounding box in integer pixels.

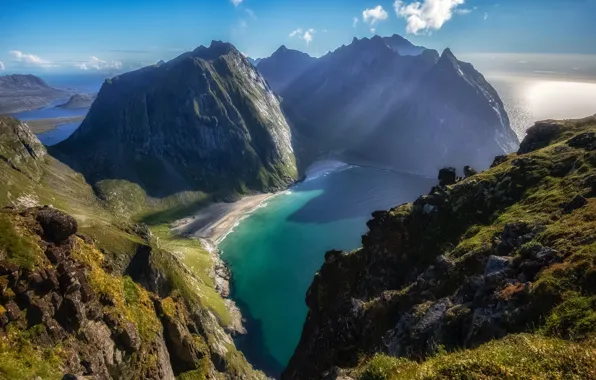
[
  {"left": 455, "top": 8, "right": 472, "bottom": 14},
  {"left": 231, "top": 0, "right": 243, "bottom": 6},
  {"left": 289, "top": 28, "right": 303, "bottom": 37},
  {"left": 484, "top": 12, "right": 488, "bottom": 20},
  {"left": 9, "top": 50, "right": 51, "bottom": 66},
  {"left": 0, "top": 61, "right": 4, "bottom": 70},
  {"left": 76, "top": 56, "right": 122, "bottom": 71},
  {"left": 393, "top": 0, "right": 466, "bottom": 35},
  {"left": 289, "top": 28, "right": 316, "bottom": 44},
  {"left": 370, "top": 28, "right": 377, "bottom": 34},
  {"left": 303, "top": 29, "right": 315, "bottom": 44},
  {"left": 362, "top": 5, "right": 388, "bottom": 26},
  {"left": 353, "top": 17, "right": 359, "bottom": 27}
]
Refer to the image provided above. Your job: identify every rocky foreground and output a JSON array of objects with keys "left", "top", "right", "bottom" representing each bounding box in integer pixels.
[{"left": 284, "top": 116, "right": 596, "bottom": 379}]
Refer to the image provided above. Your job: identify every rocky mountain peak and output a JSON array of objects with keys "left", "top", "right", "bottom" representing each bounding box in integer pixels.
[{"left": 55, "top": 41, "right": 298, "bottom": 198}]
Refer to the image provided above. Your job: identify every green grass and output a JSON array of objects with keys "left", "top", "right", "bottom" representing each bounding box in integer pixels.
[
  {"left": 149, "top": 227, "right": 232, "bottom": 327},
  {"left": 0, "top": 324, "right": 63, "bottom": 380},
  {"left": 0, "top": 212, "right": 41, "bottom": 270},
  {"left": 357, "top": 334, "right": 596, "bottom": 380}
]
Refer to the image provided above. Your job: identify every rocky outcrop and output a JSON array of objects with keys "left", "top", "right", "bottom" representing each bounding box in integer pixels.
[
  {"left": 0, "top": 116, "right": 46, "bottom": 181},
  {"left": 0, "top": 206, "right": 266, "bottom": 379},
  {"left": 54, "top": 41, "right": 298, "bottom": 199},
  {"left": 284, "top": 116, "right": 596, "bottom": 379}
]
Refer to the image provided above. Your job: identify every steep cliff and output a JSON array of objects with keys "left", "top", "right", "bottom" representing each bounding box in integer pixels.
[
  {"left": 0, "top": 116, "right": 266, "bottom": 379},
  {"left": 263, "top": 35, "right": 518, "bottom": 173},
  {"left": 284, "top": 116, "right": 596, "bottom": 379},
  {"left": 54, "top": 41, "right": 298, "bottom": 201}
]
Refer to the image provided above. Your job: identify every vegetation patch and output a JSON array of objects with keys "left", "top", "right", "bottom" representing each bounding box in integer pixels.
[
  {"left": 357, "top": 334, "right": 596, "bottom": 380},
  {"left": 0, "top": 212, "right": 41, "bottom": 269}
]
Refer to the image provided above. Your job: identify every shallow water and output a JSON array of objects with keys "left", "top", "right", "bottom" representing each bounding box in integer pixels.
[
  {"left": 219, "top": 162, "right": 436, "bottom": 376},
  {"left": 37, "top": 122, "right": 80, "bottom": 146},
  {"left": 11, "top": 98, "right": 89, "bottom": 121}
]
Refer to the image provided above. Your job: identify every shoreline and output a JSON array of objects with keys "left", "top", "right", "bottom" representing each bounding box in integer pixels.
[
  {"left": 171, "top": 192, "right": 277, "bottom": 243},
  {"left": 25, "top": 115, "right": 86, "bottom": 134}
]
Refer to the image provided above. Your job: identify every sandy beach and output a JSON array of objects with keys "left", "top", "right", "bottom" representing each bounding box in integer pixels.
[
  {"left": 25, "top": 116, "right": 85, "bottom": 133},
  {"left": 171, "top": 193, "right": 275, "bottom": 242}
]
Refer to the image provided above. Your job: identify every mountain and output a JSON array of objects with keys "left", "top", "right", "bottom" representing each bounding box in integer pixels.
[
  {"left": 382, "top": 33, "right": 426, "bottom": 55},
  {"left": 56, "top": 93, "right": 96, "bottom": 109},
  {"left": 0, "top": 74, "right": 67, "bottom": 114},
  {"left": 247, "top": 57, "right": 262, "bottom": 67},
  {"left": 284, "top": 116, "right": 596, "bottom": 379},
  {"left": 261, "top": 35, "right": 518, "bottom": 174},
  {"left": 0, "top": 116, "right": 267, "bottom": 379},
  {"left": 256, "top": 45, "right": 317, "bottom": 94},
  {"left": 54, "top": 41, "right": 298, "bottom": 201}
]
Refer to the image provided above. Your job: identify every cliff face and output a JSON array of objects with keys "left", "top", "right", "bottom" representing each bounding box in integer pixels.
[
  {"left": 0, "top": 117, "right": 266, "bottom": 379},
  {"left": 284, "top": 116, "right": 596, "bottom": 379},
  {"left": 263, "top": 35, "right": 518, "bottom": 174},
  {"left": 55, "top": 41, "right": 298, "bottom": 198}
]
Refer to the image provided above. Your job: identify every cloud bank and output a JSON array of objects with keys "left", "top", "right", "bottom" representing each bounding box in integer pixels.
[
  {"left": 0, "top": 62, "right": 4, "bottom": 70},
  {"left": 76, "top": 56, "right": 122, "bottom": 71},
  {"left": 393, "top": 0, "right": 466, "bottom": 34},
  {"left": 9, "top": 50, "right": 52, "bottom": 67}
]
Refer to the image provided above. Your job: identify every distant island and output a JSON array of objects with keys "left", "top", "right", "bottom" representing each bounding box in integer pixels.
[
  {"left": 55, "top": 93, "right": 96, "bottom": 109},
  {"left": 0, "top": 74, "right": 67, "bottom": 114}
]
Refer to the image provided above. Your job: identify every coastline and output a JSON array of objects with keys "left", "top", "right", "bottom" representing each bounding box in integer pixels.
[
  {"left": 25, "top": 115, "right": 85, "bottom": 134},
  {"left": 171, "top": 192, "right": 277, "bottom": 243}
]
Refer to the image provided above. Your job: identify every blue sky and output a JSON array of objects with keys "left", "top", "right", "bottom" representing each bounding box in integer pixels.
[{"left": 0, "top": 0, "right": 594, "bottom": 74}]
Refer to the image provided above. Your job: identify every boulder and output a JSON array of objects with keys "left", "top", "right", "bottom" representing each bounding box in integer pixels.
[
  {"left": 484, "top": 256, "right": 510, "bottom": 275},
  {"left": 567, "top": 132, "right": 596, "bottom": 150},
  {"left": 438, "top": 167, "right": 457, "bottom": 186},
  {"left": 491, "top": 155, "right": 508, "bottom": 168},
  {"left": 464, "top": 165, "right": 478, "bottom": 178},
  {"left": 518, "top": 122, "right": 562, "bottom": 154},
  {"left": 36, "top": 208, "right": 78, "bottom": 243}
]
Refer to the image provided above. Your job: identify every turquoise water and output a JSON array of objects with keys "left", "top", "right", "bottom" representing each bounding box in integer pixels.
[{"left": 219, "top": 162, "right": 435, "bottom": 376}]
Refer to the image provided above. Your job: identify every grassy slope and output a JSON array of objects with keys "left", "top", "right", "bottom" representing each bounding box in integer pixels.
[
  {"left": 348, "top": 116, "right": 596, "bottom": 379},
  {"left": 0, "top": 117, "right": 234, "bottom": 331}
]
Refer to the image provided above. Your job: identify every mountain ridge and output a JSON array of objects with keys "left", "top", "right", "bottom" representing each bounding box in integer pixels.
[
  {"left": 53, "top": 40, "right": 298, "bottom": 207},
  {"left": 258, "top": 34, "right": 518, "bottom": 174}
]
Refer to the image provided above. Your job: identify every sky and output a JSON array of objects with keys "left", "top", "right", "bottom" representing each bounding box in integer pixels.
[{"left": 0, "top": 0, "right": 595, "bottom": 75}]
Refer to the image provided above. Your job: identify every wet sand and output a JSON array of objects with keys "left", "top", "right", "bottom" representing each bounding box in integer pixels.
[{"left": 171, "top": 193, "right": 275, "bottom": 242}]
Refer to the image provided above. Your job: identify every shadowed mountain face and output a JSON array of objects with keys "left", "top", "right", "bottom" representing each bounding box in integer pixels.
[
  {"left": 54, "top": 41, "right": 298, "bottom": 198},
  {"left": 260, "top": 35, "right": 519, "bottom": 174},
  {"left": 256, "top": 45, "right": 317, "bottom": 94}
]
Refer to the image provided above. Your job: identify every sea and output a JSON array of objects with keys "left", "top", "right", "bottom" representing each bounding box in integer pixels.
[{"left": 9, "top": 73, "right": 106, "bottom": 146}]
